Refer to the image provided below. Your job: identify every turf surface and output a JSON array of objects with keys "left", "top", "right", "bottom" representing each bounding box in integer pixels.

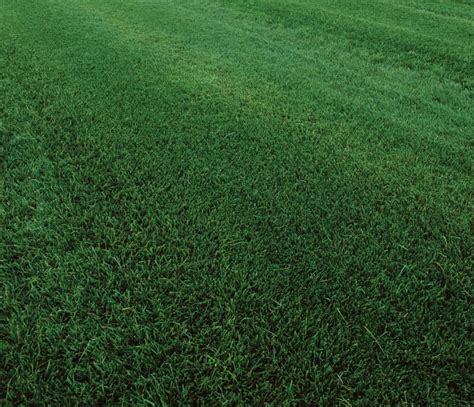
[{"left": 1, "top": 0, "right": 473, "bottom": 404}]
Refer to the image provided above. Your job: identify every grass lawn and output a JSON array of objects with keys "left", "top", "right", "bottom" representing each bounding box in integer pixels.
[{"left": 1, "top": 0, "right": 473, "bottom": 404}]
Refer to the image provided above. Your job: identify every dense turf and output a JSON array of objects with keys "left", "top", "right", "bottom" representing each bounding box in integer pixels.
[{"left": 1, "top": 0, "right": 473, "bottom": 404}]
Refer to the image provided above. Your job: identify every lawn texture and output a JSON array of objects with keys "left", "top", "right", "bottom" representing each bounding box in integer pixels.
[{"left": 1, "top": 0, "right": 473, "bottom": 405}]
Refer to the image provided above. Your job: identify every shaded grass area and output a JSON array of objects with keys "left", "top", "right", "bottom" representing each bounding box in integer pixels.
[{"left": 1, "top": 0, "right": 473, "bottom": 404}]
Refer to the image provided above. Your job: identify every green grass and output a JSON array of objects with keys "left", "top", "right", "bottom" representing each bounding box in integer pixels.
[{"left": 1, "top": 0, "right": 473, "bottom": 404}]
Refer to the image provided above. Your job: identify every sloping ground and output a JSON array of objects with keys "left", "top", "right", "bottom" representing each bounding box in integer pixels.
[{"left": 1, "top": 0, "right": 472, "bottom": 404}]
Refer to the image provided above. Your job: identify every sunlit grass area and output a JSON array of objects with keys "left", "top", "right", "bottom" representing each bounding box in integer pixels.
[{"left": 1, "top": 0, "right": 473, "bottom": 404}]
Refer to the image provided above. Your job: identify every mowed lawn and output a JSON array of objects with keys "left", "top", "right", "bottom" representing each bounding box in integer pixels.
[{"left": 1, "top": 0, "right": 473, "bottom": 404}]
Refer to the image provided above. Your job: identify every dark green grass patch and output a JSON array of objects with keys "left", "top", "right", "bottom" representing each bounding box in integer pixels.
[{"left": 1, "top": 0, "right": 473, "bottom": 404}]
